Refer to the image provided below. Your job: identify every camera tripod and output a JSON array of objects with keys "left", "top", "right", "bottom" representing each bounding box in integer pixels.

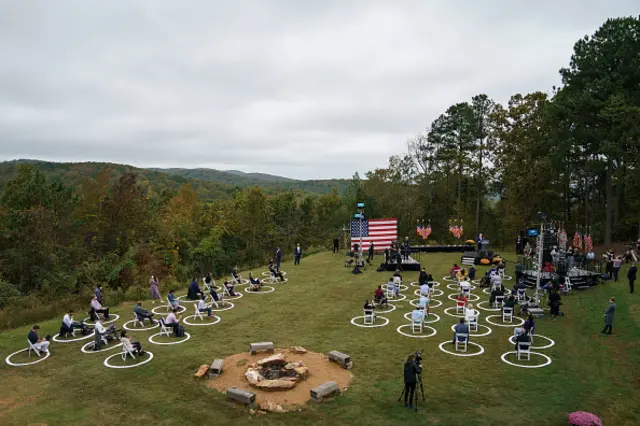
[{"left": 398, "top": 372, "right": 425, "bottom": 411}]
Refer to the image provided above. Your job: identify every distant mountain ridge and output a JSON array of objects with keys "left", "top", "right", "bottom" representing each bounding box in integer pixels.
[{"left": 0, "top": 160, "right": 350, "bottom": 199}]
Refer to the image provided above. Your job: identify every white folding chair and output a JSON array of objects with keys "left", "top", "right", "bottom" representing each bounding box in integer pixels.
[
  {"left": 468, "top": 314, "right": 479, "bottom": 332},
  {"left": 363, "top": 310, "right": 375, "bottom": 325},
  {"left": 517, "top": 341, "right": 531, "bottom": 360},
  {"left": 27, "top": 339, "right": 41, "bottom": 358},
  {"left": 456, "top": 301, "right": 465, "bottom": 315},
  {"left": 121, "top": 343, "right": 136, "bottom": 361},
  {"left": 493, "top": 295, "right": 504, "bottom": 309},
  {"left": 386, "top": 285, "right": 395, "bottom": 300},
  {"left": 561, "top": 277, "right": 572, "bottom": 295},
  {"left": 455, "top": 334, "right": 468, "bottom": 352},
  {"left": 502, "top": 307, "right": 513, "bottom": 323},
  {"left": 158, "top": 319, "right": 171, "bottom": 337},
  {"left": 412, "top": 317, "right": 423, "bottom": 333},
  {"left": 462, "top": 287, "right": 471, "bottom": 298},
  {"left": 133, "top": 313, "right": 145, "bottom": 328},
  {"left": 499, "top": 268, "right": 505, "bottom": 279},
  {"left": 194, "top": 304, "right": 204, "bottom": 321},
  {"left": 516, "top": 288, "right": 526, "bottom": 302}
]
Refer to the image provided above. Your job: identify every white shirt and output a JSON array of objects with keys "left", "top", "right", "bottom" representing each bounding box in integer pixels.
[
  {"left": 91, "top": 299, "right": 102, "bottom": 310},
  {"left": 411, "top": 310, "right": 424, "bottom": 323},
  {"left": 459, "top": 281, "right": 471, "bottom": 290},
  {"left": 465, "top": 308, "right": 476, "bottom": 322},
  {"left": 420, "top": 284, "right": 430, "bottom": 296},
  {"left": 121, "top": 337, "right": 134, "bottom": 352},
  {"left": 94, "top": 322, "right": 106, "bottom": 334},
  {"left": 197, "top": 300, "right": 207, "bottom": 310},
  {"left": 63, "top": 314, "right": 73, "bottom": 328},
  {"left": 419, "top": 296, "right": 429, "bottom": 308},
  {"left": 393, "top": 276, "right": 402, "bottom": 285}
]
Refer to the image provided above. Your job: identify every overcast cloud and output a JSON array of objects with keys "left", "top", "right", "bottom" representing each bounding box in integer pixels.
[{"left": 0, "top": 1, "right": 637, "bottom": 179}]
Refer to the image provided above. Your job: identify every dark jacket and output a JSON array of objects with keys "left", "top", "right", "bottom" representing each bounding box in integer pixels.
[
  {"left": 404, "top": 360, "right": 419, "bottom": 384},
  {"left": 419, "top": 271, "right": 427, "bottom": 285},
  {"left": 628, "top": 265, "right": 637, "bottom": 281},
  {"left": 187, "top": 280, "right": 202, "bottom": 300},
  {"left": 605, "top": 303, "right": 616, "bottom": 326}
]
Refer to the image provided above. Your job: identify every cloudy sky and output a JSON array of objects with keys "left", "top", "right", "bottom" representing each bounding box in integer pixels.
[{"left": 0, "top": 1, "right": 637, "bottom": 179}]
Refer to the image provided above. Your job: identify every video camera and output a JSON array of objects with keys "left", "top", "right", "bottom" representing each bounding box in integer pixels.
[{"left": 414, "top": 349, "right": 423, "bottom": 373}]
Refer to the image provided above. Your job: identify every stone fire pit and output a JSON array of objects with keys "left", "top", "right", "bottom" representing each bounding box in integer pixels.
[{"left": 245, "top": 353, "right": 309, "bottom": 390}]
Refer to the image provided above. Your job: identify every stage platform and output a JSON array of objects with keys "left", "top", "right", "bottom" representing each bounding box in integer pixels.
[
  {"left": 522, "top": 268, "right": 602, "bottom": 288},
  {"left": 412, "top": 244, "right": 474, "bottom": 253},
  {"left": 382, "top": 255, "right": 421, "bottom": 271}
]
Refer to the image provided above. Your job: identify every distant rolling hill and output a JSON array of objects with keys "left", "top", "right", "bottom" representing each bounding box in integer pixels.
[{"left": 0, "top": 160, "right": 350, "bottom": 200}]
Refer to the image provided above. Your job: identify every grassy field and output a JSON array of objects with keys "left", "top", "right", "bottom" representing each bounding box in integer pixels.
[{"left": 1, "top": 251, "right": 639, "bottom": 426}]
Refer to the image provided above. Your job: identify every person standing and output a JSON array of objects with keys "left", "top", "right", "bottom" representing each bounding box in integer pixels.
[
  {"left": 628, "top": 263, "right": 637, "bottom": 294},
  {"left": 149, "top": 275, "right": 161, "bottom": 304},
  {"left": 612, "top": 256, "right": 623, "bottom": 282},
  {"left": 601, "top": 297, "right": 616, "bottom": 335},
  {"left": 275, "top": 247, "right": 282, "bottom": 269},
  {"left": 367, "top": 242, "right": 374, "bottom": 262},
  {"left": 516, "top": 236, "right": 522, "bottom": 255},
  {"left": 294, "top": 244, "right": 302, "bottom": 265},
  {"left": 477, "top": 233, "right": 484, "bottom": 252},
  {"left": 333, "top": 237, "right": 340, "bottom": 253},
  {"left": 402, "top": 353, "right": 419, "bottom": 409}
]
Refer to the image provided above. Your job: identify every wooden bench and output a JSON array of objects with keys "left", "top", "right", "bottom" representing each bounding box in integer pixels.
[
  {"left": 328, "top": 351, "right": 352, "bottom": 369},
  {"left": 250, "top": 342, "right": 274, "bottom": 355},
  {"left": 310, "top": 381, "right": 339, "bottom": 403},
  {"left": 227, "top": 387, "right": 256, "bottom": 407},
  {"left": 209, "top": 358, "right": 224, "bottom": 377}
]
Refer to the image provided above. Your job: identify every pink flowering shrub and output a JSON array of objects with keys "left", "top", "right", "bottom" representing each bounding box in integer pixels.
[{"left": 568, "top": 411, "right": 602, "bottom": 426}]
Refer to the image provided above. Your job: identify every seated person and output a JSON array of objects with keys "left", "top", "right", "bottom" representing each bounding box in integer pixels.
[
  {"left": 90, "top": 295, "right": 110, "bottom": 321},
  {"left": 249, "top": 272, "right": 261, "bottom": 291},
  {"left": 450, "top": 264, "right": 461, "bottom": 279},
  {"left": 418, "top": 268, "right": 428, "bottom": 285},
  {"left": 418, "top": 295, "right": 430, "bottom": 314},
  {"left": 167, "top": 289, "right": 180, "bottom": 309},
  {"left": 268, "top": 258, "right": 274, "bottom": 268},
  {"left": 164, "top": 309, "right": 182, "bottom": 334},
  {"left": 206, "top": 283, "right": 219, "bottom": 302},
  {"left": 489, "top": 286, "right": 505, "bottom": 305},
  {"left": 120, "top": 330, "right": 145, "bottom": 355},
  {"left": 60, "top": 310, "right": 89, "bottom": 337},
  {"left": 232, "top": 266, "right": 242, "bottom": 283},
  {"left": 204, "top": 272, "right": 214, "bottom": 288},
  {"left": 187, "top": 278, "right": 203, "bottom": 300},
  {"left": 419, "top": 282, "right": 430, "bottom": 297},
  {"left": 411, "top": 306, "right": 425, "bottom": 325},
  {"left": 456, "top": 293, "right": 468, "bottom": 308},
  {"left": 197, "top": 295, "right": 213, "bottom": 318},
  {"left": 393, "top": 269, "right": 403, "bottom": 282},
  {"left": 514, "top": 280, "right": 527, "bottom": 292},
  {"left": 523, "top": 312, "right": 535, "bottom": 335},
  {"left": 514, "top": 328, "right": 531, "bottom": 351},
  {"left": 456, "top": 268, "right": 467, "bottom": 281},
  {"left": 94, "top": 318, "right": 118, "bottom": 350},
  {"left": 502, "top": 294, "right": 517, "bottom": 312},
  {"left": 464, "top": 303, "right": 476, "bottom": 323},
  {"left": 490, "top": 273, "right": 502, "bottom": 288},
  {"left": 133, "top": 302, "right": 155, "bottom": 324},
  {"left": 94, "top": 285, "right": 105, "bottom": 304},
  {"left": 224, "top": 280, "right": 237, "bottom": 296},
  {"left": 373, "top": 285, "right": 387, "bottom": 306},
  {"left": 274, "top": 268, "right": 285, "bottom": 282},
  {"left": 28, "top": 325, "right": 51, "bottom": 353},
  {"left": 452, "top": 318, "right": 469, "bottom": 344},
  {"left": 468, "top": 266, "right": 476, "bottom": 281},
  {"left": 459, "top": 280, "right": 471, "bottom": 293}
]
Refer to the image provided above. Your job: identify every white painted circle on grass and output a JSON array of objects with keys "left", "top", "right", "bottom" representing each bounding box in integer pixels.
[
  {"left": 350, "top": 315, "right": 390, "bottom": 328},
  {"left": 244, "top": 286, "right": 275, "bottom": 294},
  {"left": 81, "top": 340, "right": 123, "bottom": 354},
  {"left": 450, "top": 323, "right": 493, "bottom": 337},
  {"left": 500, "top": 351, "right": 552, "bottom": 368},
  {"left": 404, "top": 312, "right": 441, "bottom": 324},
  {"left": 262, "top": 271, "right": 287, "bottom": 277},
  {"left": 443, "top": 307, "right": 479, "bottom": 318},
  {"left": 438, "top": 341, "right": 485, "bottom": 357},
  {"left": 502, "top": 275, "right": 513, "bottom": 281},
  {"left": 210, "top": 301, "right": 235, "bottom": 312},
  {"left": 409, "top": 298, "right": 443, "bottom": 309},
  {"left": 482, "top": 288, "right": 512, "bottom": 296},
  {"left": 104, "top": 351, "right": 154, "bottom": 369},
  {"left": 231, "top": 278, "right": 249, "bottom": 285},
  {"left": 442, "top": 276, "right": 457, "bottom": 282},
  {"left": 386, "top": 294, "right": 407, "bottom": 302},
  {"left": 412, "top": 281, "right": 441, "bottom": 287},
  {"left": 414, "top": 289, "right": 443, "bottom": 297},
  {"left": 151, "top": 305, "right": 186, "bottom": 315},
  {"left": 223, "top": 291, "right": 244, "bottom": 300},
  {"left": 384, "top": 284, "right": 409, "bottom": 292},
  {"left": 148, "top": 332, "right": 191, "bottom": 345},
  {"left": 396, "top": 324, "right": 437, "bottom": 338},
  {"left": 263, "top": 277, "right": 289, "bottom": 284},
  {"left": 122, "top": 320, "right": 160, "bottom": 332},
  {"left": 508, "top": 334, "right": 555, "bottom": 350},
  {"left": 485, "top": 315, "right": 525, "bottom": 328},
  {"left": 447, "top": 293, "right": 480, "bottom": 302},
  {"left": 447, "top": 283, "right": 477, "bottom": 291},
  {"left": 52, "top": 332, "right": 94, "bottom": 343},
  {"left": 182, "top": 315, "right": 222, "bottom": 326},
  {"left": 476, "top": 301, "right": 500, "bottom": 312},
  {"left": 82, "top": 314, "right": 120, "bottom": 326},
  {"left": 374, "top": 303, "right": 397, "bottom": 314},
  {"left": 5, "top": 348, "right": 51, "bottom": 367}
]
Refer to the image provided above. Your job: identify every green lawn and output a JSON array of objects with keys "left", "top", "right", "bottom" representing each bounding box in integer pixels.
[{"left": 1, "top": 252, "right": 639, "bottom": 426}]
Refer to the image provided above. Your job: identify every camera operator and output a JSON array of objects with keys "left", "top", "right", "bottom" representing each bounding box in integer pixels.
[{"left": 403, "top": 352, "right": 421, "bottom": 409}]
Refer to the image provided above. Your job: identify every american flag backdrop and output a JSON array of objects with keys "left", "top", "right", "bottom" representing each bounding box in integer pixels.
[{"left": 350, "top": 218, "right": 398, "bottom": 251}]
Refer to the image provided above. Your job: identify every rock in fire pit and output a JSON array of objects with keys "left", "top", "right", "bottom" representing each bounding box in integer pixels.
[{"left": 244, "top": 353, "right": 309, "bottom": 390}]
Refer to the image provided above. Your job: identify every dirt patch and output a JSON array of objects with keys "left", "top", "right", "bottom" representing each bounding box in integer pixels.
[{"left": 207, "top": 348, "right": 352, "bottom": 410}]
